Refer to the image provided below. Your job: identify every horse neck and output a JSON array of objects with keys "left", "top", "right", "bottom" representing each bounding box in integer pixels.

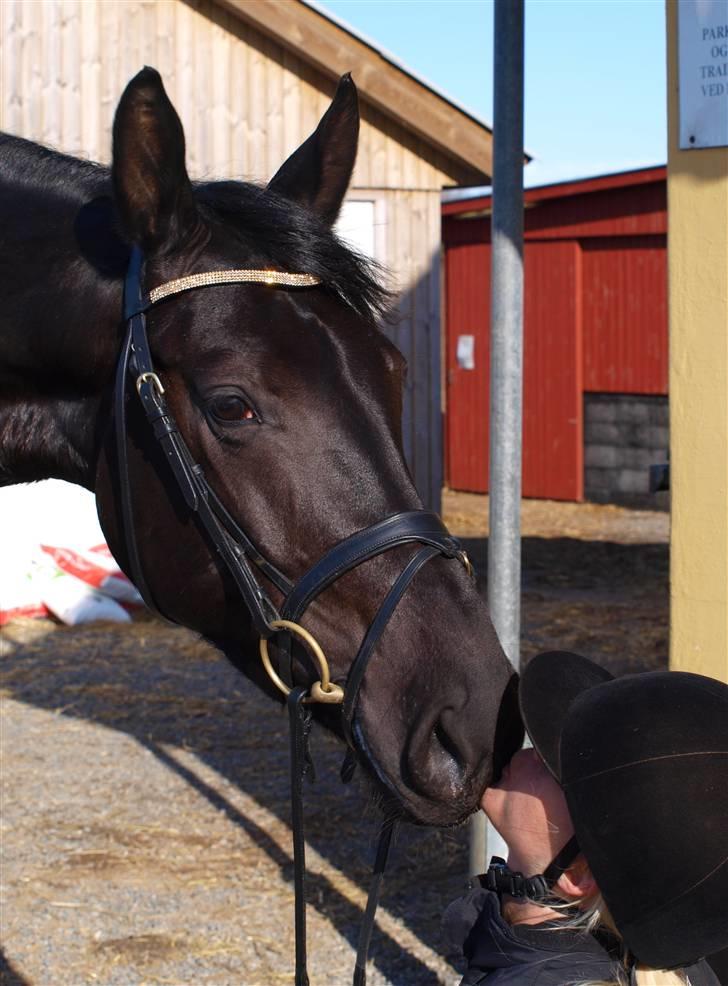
[{"left": 0, "top": 135, "right": 123, "bottom": 490}]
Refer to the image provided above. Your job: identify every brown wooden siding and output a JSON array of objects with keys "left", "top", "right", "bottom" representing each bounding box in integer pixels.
[{"left": 0, "top": 0, "right": 465, "bottom": 190}]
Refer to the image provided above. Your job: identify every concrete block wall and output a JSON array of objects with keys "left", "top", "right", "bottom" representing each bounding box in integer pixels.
[{"left": 584, "top": 394, "right": 669, "bottom": 509}]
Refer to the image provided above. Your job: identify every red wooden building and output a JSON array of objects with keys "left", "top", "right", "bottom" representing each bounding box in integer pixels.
[{"left": 442, "top": 166, "right": 668, "bottom": 503}]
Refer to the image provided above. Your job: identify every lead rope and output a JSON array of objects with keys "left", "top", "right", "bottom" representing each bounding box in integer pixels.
[
  {"left": 287, "top": 683, "right": 394, "bottom": 986},
  {"left": 353, "top": 819, "right": 397, "bottom": 986},
  {"left": 288, "top": 687, "right": 315, "bottom": 986}
]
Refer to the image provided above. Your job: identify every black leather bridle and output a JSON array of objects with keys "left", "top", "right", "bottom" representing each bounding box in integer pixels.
[{"left": 115, "top": 245, "right": 473, "bottom": 985}]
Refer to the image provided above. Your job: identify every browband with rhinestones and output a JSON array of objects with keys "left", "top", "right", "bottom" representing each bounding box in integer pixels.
[{"left": 147, "top": 269, "right": 321, "bottom": 306}]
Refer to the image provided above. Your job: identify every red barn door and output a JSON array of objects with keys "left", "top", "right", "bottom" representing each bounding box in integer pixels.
[
  {"left": 445, "top": 236, "right": 583, "bottom": 500},
  {"left": 522, "top": 241, "right": 583, "bottom": 500},
  {"left": 445, "top": 228, "right": 492, "bottom": 492}
]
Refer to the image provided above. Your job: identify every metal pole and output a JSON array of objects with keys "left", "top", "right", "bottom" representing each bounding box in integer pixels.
[{"left": 469, "top": 0, "right": 525, "bottom": 878}]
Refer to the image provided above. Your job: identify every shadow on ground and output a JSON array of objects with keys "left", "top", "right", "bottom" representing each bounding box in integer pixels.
[
  {"left": 1, "top": 535, "right": 669, "bottom": 983},
  {"left": 0, "top": 951, "right": 30, "bottom": 986},
  {"left": 464, "top": 536, "right": 669, "bottom": 675}
]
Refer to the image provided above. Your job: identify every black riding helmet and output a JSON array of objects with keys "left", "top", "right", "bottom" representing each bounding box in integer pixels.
[{"left": 518, "top": 651, "right": 728, "bottom": 970}]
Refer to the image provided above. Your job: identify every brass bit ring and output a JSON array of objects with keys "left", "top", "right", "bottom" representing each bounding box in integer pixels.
[{"left": 259, "top": 619, "right": 344, "bottom": 704}]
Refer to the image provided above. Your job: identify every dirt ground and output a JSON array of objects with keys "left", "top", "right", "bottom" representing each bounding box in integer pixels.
[{"left": 0, "top": 494, "right": 669, "bottom": 986}]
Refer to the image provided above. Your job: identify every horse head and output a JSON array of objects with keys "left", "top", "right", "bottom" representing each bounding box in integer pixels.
[{"left": 2, "top": 68, "right": 523, "bottom": 828}]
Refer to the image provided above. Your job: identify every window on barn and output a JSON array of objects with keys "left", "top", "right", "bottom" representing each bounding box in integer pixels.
[{"left": 336, "top": 198, "right": 386, "bottom": 263}]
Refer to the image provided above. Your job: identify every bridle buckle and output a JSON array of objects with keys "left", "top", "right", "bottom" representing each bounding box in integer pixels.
[
  {"left": 136, "top": 371, "right": 165, "bottom": 398},
  {"left": 461, "top": 550, "right": 475, "bottom": 578}
]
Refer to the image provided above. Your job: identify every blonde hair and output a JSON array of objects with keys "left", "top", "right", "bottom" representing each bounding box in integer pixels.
[
  {"left": 571, "top": 968, "right": 690, "bottom": 986},
  {"left": 633, "top": 969, "right": 690, "bottom": 986},
  {"left": 528, "top": 895, "right": 691, "bottom": 986}
]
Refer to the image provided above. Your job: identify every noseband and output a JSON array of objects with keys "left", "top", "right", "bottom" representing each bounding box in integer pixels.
[{"left": 116, "top": 245, "right": 472, "bottom": 985}]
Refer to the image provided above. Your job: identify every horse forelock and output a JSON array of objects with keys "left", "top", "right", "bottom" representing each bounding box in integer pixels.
[{"left": 194, "top": 181, "right": 393, "bottom": 325}]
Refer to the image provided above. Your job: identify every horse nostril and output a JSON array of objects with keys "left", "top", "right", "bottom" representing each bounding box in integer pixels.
[{"left": 433, "top": 717, "right": 463, "bottom": 766}]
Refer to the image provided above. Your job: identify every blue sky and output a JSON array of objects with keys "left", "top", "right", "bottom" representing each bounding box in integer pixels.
[{"left": 314, "top": 0, "right": 668, "bottom": 188}]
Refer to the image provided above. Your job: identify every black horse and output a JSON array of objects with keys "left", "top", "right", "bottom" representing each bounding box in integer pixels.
[{"left": 0, "top": 68, "right": 522, "bottom": 828}]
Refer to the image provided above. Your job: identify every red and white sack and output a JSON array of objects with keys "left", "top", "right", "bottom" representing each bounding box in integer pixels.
[
  {"left": 1, "top": 481, "right": 140, "bottom": 626},
  {"left": 36, "top": 555, "right": 131, "bottom": 625},
  {"left": 1, "top": 548, "right": 130, "bottom": 626},
  {"left": 40, "top": 544, "right": 143, "bottom": 607}
]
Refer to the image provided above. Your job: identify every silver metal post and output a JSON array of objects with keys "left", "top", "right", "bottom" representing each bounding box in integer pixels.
[{"left": 470, "top": 0, "right": 525, "bottom": 878}]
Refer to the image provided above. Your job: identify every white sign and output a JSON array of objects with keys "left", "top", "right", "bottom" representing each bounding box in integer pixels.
[
  {"left": 457, "top": 335, "right": 476, "bottom": 370},
  {"left": 678, "top": 0, "right": 728, "bottom": 149}
]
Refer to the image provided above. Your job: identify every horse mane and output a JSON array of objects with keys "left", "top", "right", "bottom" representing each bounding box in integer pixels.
[
  {"left": 0, "top": 132, "right": 108, "bottom": 202},
  {"left": 0, "top": 133, "right": 391, "bottom": 323}
]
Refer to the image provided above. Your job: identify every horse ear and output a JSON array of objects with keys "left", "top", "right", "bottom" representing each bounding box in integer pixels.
[
  {"left": 268, "top": 73, "right": 359, "bottom": 226},
  {"left": 112, "top": 67, "right": 198, "bottom": 253}
]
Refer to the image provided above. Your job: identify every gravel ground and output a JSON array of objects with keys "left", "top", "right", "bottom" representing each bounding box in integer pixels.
[
  {"left": 444, "top": 491, "right": 669, "bottom": 675},
  {"left": 0, "top": 494, "right": 669, "bottom": 986}
]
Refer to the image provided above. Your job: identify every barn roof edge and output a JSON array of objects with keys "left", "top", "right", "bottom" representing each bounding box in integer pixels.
[
  {"left": 213, "top": 0, "right": 525, "bottom": 184},
  {"left": 442, "top": 164, "right": 668, "bottom": 217}
]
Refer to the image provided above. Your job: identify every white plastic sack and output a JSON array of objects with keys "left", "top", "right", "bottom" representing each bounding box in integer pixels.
[{"left": 1, "top": 481, "right": 142, "bottom": 626}]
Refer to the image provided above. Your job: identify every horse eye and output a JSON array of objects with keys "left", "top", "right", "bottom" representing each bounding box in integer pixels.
[{"left": 208, "top": 394, "right": 258, "bottom": 424}]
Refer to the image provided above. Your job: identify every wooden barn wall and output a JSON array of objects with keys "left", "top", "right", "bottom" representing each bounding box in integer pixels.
[
  {"left": 382, "top": 192, "right": 444, "bottom": 511},
  {"left": 523, "top": 182, "right": 667, "bottom": 240},
  {"left": 0, "top": 0, "right": 463, "bottom": 188},
  {"left": 0, "top": 0, "right": 453, "bottom": 509}
]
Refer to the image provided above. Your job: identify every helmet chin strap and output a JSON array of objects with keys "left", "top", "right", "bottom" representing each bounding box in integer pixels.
[{"left": 479, "top": 834, "right": 581, "bottom": 900}]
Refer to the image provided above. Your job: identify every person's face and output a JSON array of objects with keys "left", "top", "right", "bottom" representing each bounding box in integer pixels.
[{"left": 481, "top": 747, "right": 575, "bottom": 875}]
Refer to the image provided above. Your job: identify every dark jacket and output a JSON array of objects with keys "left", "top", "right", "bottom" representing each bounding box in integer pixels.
[{"left": 442, "top": 887, "right": 721, "bottom": 986}]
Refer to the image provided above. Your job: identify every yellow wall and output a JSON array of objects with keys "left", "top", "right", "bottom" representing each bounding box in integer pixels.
[{"left": 666, "top": 1, "right": 728, "bottom": 681}]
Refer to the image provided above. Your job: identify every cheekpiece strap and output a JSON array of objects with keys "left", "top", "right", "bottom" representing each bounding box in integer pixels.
[{"left": 119, "top": 246, "right": 292, "bottom": 636}]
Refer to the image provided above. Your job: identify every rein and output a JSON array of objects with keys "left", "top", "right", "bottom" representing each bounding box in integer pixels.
[{"left": 116, "top": 245, "right": 473, "bottom": 984}]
